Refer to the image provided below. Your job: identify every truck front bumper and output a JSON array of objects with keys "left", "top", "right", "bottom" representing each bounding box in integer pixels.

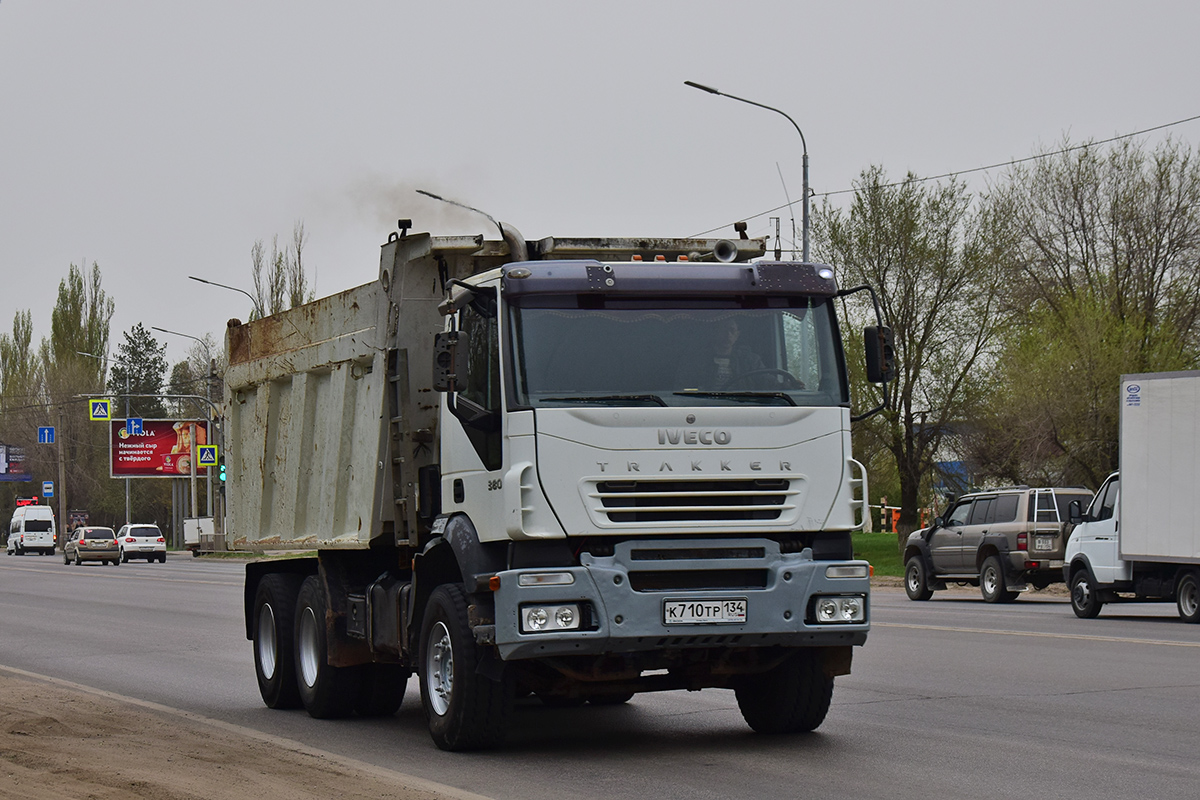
[{"left": 490, "top": 537, "right": 869, "bottom": 661}]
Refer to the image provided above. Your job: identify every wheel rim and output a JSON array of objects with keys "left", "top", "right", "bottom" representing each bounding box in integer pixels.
[
  {"left": 906, "top": 566, "right": 920, "bottom": 593},
  {"left": 257, "top": 603, "right": 278, "bottom": 679},
  {"left": 982, "top": 566, "right": 997, "bottom": 595},
  {"left": 425, "top": 620, "right": 454, "bottom": 717},
  {"left": 297, "top": 606, "right": 321, "bottom": 688},
  {"left": 1180, "top": 579, "right": 1199, "bottom": 618},
  {"left": 1073, "top": 578, "right": 1091, "bottom": 609}
]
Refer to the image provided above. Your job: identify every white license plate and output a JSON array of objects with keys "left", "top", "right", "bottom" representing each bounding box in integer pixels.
[
  {"left": 663, "top": 598, "right": 747, "bottom": 625},
  {"left": 1034, "top": 536, "right": 1055, "bottom": 551}
]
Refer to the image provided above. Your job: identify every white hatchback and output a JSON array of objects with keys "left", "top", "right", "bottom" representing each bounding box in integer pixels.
[{"left": 117, "top": 524, "right": 167, "bottom": 563}]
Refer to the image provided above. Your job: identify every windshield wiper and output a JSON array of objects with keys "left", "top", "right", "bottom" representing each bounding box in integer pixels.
[
  {"left": 673, "top": 391, "right": 796, "bottom": 406},
  {"left": 540, "top": 394, "right": 668, "bottom": 407}
]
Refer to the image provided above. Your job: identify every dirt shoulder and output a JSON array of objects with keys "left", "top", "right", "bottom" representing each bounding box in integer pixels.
[{"left": 0, "top": 670, "right": 484, "bottom": 800}]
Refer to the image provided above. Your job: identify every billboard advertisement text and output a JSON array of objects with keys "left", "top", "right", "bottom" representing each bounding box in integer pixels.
[{"left": 110, "top": 419, "right": 209, "bottom": 478}]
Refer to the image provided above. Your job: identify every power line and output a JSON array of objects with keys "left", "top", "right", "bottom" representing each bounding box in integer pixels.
[{"left": 691, "top": 112, "right": 1200, "bottom": 238}]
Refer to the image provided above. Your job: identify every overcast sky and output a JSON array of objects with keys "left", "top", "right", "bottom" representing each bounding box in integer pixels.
[{"left": 3, "top": 1, "right": 1199, "bottom": 368}]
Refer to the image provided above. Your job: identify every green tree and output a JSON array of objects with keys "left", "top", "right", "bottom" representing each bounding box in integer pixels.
[
  {"left": 816, "top": 167, "right": 1009, "bottom": 538},
  {"left": 108, "top": 323, "right": 168, "bottom": 419},
  {"left": 970, "top": 137, "right": 1200, "bottom": 488},
  {"left": 251, "top": 220, "right": 313, "bottom": 319}
]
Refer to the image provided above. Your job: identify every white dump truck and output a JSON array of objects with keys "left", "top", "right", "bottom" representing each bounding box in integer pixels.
[
  {"left": 229, "top": 221, "right": 894, "bottom": 750},
  {"left": 1065, "top": 371, "right": 1200, "bottom": 622}
]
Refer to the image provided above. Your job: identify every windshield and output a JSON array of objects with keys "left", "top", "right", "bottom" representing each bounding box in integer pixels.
[{"left": 509, "top": 299, "right": 847, "bottom": 408}]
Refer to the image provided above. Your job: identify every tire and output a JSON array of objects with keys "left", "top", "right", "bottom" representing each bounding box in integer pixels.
[
  {"left": 735, "top": 650, "right": 833, "bottom": 734},
  {"left": 159, "top": 553, "right": 167, "bottom": 563},
  {"left": 587, "top": 692, "right": 634, "bottom": 706},
  {"left": 1176, "top": 572, "right": 1200, "bottom": 624},
  {"left": 354, "top": 663, "right": 410, "bottom": 717},
  {"left": 295, "top": 575, "right": 359, "bottom": 718},
  {"left": 904, "top": 556, "right": 934, "bottom": 601},
  {"left": 252, "top": 573, "right": 304, "bottom": 709},
  {"left": 980, "top": 556, "right": 1018, "bottom": 603},
  {"left": 74, "top": 552, "right": 82, "bottom": 566},
  {"left": 1070, "top": 569, "right": 1103, "bottom": 619},
  {"left": 63, "top": 551, "right": 70, "bottom": 565},
  {"left": 419, "top": 584, "right": 512, "bottom": 751},
  {"left": 121, "top": 550, "right": 129, "bottom": 563}
]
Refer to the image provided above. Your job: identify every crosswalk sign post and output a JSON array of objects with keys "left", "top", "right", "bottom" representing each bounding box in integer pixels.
[{"left": 89, "top": 400, "right": 111, "bottom": 421}]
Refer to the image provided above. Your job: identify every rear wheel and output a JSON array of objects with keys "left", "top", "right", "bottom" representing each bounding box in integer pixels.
[
  {"left": 354, "top": 663, "right": 410, "bottom": 717},
  {"left": 74, "top": 552, "right": 82, "bottom": 566},
  {"left": 419, "top": 584, "right": 511, "bottom": 751},
  {"left": 904, "top": 556, "right": 934, "bottom": 601},
  {"left": 1070, "top": 570, "right": 1103, "bottom": 619},
  {"left": 120, "top": 550, "right": 129, "bottom": 563},
  {"left": 1177, "top": 571, "right": 1200, "bottom": 624},
  {"left": 252, "top": 573, "right": 304, "bottom": 709},
  {"left": 735, "top": 650, "right": 833, "bottom": 734},
  {"left": 980, "top": 556, "right": 1018, "bottom": 603},
  {"left": 295, "top": 575, "right": 359, "bottom": 718},
  {"left": 158, "top": 553, "right": 167, "bottom": 563}
]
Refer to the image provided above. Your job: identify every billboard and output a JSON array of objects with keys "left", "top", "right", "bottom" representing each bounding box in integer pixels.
[
  {"left": 110, "top": 419, "right": 210, "bottom": 478},
  {"left": 0, "top": 443, "right": 31, "bottom": 482}
]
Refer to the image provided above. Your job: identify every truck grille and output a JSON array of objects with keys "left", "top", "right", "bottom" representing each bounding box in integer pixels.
[{"left": 593, "top": 479, "right": 794, "bottom": 523}]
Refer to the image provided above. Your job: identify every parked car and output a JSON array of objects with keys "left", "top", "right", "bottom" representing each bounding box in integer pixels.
[
  {"left": 7, "top": 505, "right": 57, "bottom": 556},
  {"left": 116, "top": 524, "right": 167, "bottom": 563},
  {"left": 903, "top": 486, "right": 1094, "bottom": 603},
  {"left": 63, "top": 526, "right": 119, "bottom": 566}
]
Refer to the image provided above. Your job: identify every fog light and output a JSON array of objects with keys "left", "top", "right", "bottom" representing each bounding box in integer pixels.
[
  {"left": 520, "top": 603, "right": 583, "bottom": 633},
  {"left": 811, "top": 595, "right": 866, "bottom": 624}
]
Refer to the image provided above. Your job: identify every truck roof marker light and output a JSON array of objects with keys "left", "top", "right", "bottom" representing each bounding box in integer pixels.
[
  {"left": 655, "top": 255, "right": 666, "bottom": 261},
  {"left": 507, "top": 267, "right": 532, "bottom": 279},
  {"left": 677, "top": 255, "right": 689, "bottom": 262},
  {"left": 818, "top": 268, "right": 834, "bottom": 280},
  {"left": 631, "top": 255, "right": 643, "bottom": 261},
  {"left": 489, "top": 575, "right": 501, "bottom": 591}
]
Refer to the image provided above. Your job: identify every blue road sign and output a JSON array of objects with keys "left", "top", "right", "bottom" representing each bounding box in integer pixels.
[
  {"left": 38, "top": 426, "right": 54, "bottom": 444},
  {"left": 197, "top": 445, "right": 218, "bottom": 466},
  {"left": 89, "top": 399, "right": 111, "bottom": 421},
  {"left": 42, "top": 481, "right": 53, "bottom": 497},
  {"left": 128, "top": 418, "right": 143, "bottom": 436}
]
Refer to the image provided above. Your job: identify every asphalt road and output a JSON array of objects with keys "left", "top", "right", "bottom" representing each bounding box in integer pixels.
[{"left": 2, "top": 552, "right": 1198, "bottom": 800}]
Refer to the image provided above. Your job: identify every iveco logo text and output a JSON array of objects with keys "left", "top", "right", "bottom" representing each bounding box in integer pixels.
[{"left": 657, "top": 429, "right": 732, "bottom": 445}]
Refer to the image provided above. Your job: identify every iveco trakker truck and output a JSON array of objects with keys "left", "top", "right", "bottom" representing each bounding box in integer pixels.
[
  {"left": 231, "top": 222, "right": 894, "bottom": 750},
  {"left": 1065, "top": 372, "right": 1200, "bottom": 623}
]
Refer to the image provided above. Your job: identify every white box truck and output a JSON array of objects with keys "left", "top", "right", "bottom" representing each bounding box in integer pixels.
[
  {"left": 230, "top": 221, "right": 894, "bottom": 749},
  {"left": 1064, "top": 371, "right": 1200, "bottom": 622}
]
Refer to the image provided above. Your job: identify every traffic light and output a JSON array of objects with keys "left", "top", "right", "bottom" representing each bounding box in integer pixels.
[{"left": 218, "top": 457, "right": 226, "bottom": 483}]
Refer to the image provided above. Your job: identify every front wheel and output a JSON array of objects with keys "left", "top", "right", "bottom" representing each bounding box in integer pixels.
[
  {"left": 980, "top": 556, "right": 1018, "bottom": 603},
  {"left": 1070, "top": 570, "right": 1103, "bottom": 619},
  {"left": 252, "top": 573, "right": 304, "bottom": 709},
  {"left": 63, "top": 551, "right": 70, "bottom": 565},
  {"left": 735, "top": 650, "right": 833, "bottom": 734},
  {"left": 419, "top": 584, "right": 512, "bottom": 751},
  {"left": 904, "top": 557, "right": 934, "bottom": 601},
  {"left": 295, "top": 575, "right": 359, "bottom": 718},
  {"left": 1177, "top": 571, "right": 1200, "bottom": 624}
]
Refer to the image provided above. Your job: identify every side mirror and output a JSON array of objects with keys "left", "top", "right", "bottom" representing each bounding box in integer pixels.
[
  {"left": 864, "top": 325, "right": 896, "bottom": 384},
  {"left": 932, "top": 516, "right": 944, "bottom": 530},
  {"left": 432, "top": 331, "right": 467, "bottom": 392},
  {"left": 1067, "top": 499, "right": 1085, "bottom": 525}
]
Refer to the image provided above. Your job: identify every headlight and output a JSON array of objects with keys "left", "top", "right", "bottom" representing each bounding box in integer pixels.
[
  {"left": 812, "top": 595, "right": 866, "bottom": 624},
  {"left": 520, "top": 603, "right": 582, "bottom": 633}
]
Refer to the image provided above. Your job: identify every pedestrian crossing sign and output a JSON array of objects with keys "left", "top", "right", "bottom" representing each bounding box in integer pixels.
[
  {"left": 89, "top": 399, "right": 111, "bottom": 421},
  {"left": 197, "top": 445, "right": 218, "bottom": 467}
]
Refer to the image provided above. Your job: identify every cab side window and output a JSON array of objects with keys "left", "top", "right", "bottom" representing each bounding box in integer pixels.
[
  {"left": 946, "top": 501, "right": 972, "bottom": 526},
  {"left": 969, "top": 497, "right": 995, "bottom": 525},
  {"left": 456, "top": 290, "right": 502, "bottom": 471},
  {"left": 1094, "top": 478, "right": 1119, "bottom": 521}
]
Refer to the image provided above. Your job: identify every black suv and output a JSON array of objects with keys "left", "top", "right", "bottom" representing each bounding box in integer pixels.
[{"left": 903, "top": 486, "right": 1093, "bottom": 603}]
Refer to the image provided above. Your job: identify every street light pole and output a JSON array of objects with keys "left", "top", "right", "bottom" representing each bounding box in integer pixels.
[
  {"left": 684, "top": 80, "right": 811, "bottom": 262},
  {"left": 78, "top": 351, "right": 132, "bottom": 525},
  {"left": 187, "top": 276, "right": 264, "bottom": 319}
]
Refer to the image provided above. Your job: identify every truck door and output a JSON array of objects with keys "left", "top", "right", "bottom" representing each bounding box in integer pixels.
[
  {"left": 439, "top": 289, "right": 507, "bottom": 529},
  {"left": 1085, "top": 476, "right": 1123, "bottom": 584},
  {"left": 961, "top": 495, "right": 995, "bottom": 572},
  {"left": 929, "top": 499, "right": 972, "bottom": 573}
]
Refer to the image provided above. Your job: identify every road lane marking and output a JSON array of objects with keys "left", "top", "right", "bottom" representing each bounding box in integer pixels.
[
  {"left": 875, "top": 621, "right": 1200, "bottom": 648},
  {"left": 0, "top": 563, "right": 241, "bottom": 586},
  {"left": 0, "top": 663, "right": 494, "bottom": 800}
]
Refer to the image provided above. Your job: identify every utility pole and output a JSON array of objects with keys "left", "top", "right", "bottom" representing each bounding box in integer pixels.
[{"left": 56, "top": 406, "right": 66, "bottom": 547}]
